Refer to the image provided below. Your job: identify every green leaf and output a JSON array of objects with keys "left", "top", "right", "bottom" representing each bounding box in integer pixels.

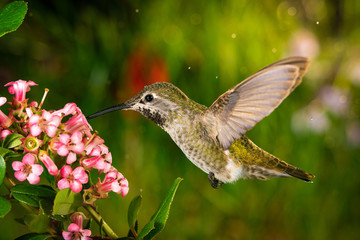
[
  {"left": 128, "top": 194, "right": 142, "bottom": 230},
  {"left": 50, "top": 214, "right": 67, "bottom": 222},
  {"left": 0, "top": 155, "right": 5, "bottom": 186},
  {"left": 14, "top": 217, "right": 25, "bottom": 225},
  {"left": 15, "top": 232, "right": 50, "bottom": 240},
  {"left": 0, "top": 196, "right": 11, "bottom": 217},
  {"left": 2, "top": 133, "right": 23, "bottom": 149},
  {"left": 53, "top": 188, "right": 83, "bottom": 215},
  {"left": 12, "top": 192, "right": 40, "bottom": 207},
  {"left": 0, "top": 147, "right": 12, "bottom": 157},
  {"left": 39, "top": 199, "right": 53, "bottom": 216},
  {"left": 11, "top": 184, "right": 56, "bottom": 198},
  {"left": 27, "top": 213, "right": 51, "bottom": 233},
  {"left": 138, "top": 177, "right": 182, "bottom": 240},
  {"left": 0, "top": 1, "right": 28, "bottom": 38},
  {"left": 24, "top": 214, "right": 37, "bottom": 226}
]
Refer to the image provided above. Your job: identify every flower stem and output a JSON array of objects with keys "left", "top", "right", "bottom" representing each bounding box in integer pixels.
[{"left": 83, "top": 204, "right": 118, "bottom": 239}]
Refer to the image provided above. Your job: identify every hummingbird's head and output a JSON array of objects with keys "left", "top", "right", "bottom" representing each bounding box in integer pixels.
[{"left": 87, "top": 82, "right": 191, "bottom": 127}]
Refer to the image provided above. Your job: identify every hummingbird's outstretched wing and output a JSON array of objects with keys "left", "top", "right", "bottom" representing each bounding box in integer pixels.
[{"left": 202, "top": 57, "right": 310, "bottom": 149}]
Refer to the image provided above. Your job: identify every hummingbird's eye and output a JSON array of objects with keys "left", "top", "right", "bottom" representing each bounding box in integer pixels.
[{"left": 145, "top": 94, "right": 154, "bottom": 102}]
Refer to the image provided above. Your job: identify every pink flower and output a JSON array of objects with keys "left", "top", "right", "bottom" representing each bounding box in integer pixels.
[
  {"left": 58, "top": 166, "right": 88, "bottom": 193},
  {"left": 53, "top": 132, "right": 85, "bottom": 164},
  {"left": 38, "top": 150, "right": 58, "bottom": 175},
  {"left": 64, "top": 108, "right": 92, "bottom": 136},
  {"left": 62, "top": 212, "right": 91, "bottom": 240},
  {"left": 28, "top": 114, "right": 42, "bottom": 137},
  {"left": 42, "top": 110, "right": 61, "bottom": 137},
  {"left": 95, "top": 170, "right": 129, "bottom": 198},
  {"left": 84, "top": 136, "right": 104, "bottom": 155},
  {"left": 23, "top": 135, "right": 43, "bottom": 153},
  {"left": 25, "top": 109, "right": 61, "bottom": 137},
  {"left": 12, "top": 153, "right": 43, "bottom": 184},
  {"left": 0, "top": 97, "right": 12, "bottom": 127},
  {"left": 54, "top": 103, "right": 78, "bottom": 117},
  {"left": 82, "top": 144, "right": 112, "bottom": 173},
  {"left": 5, "top": 80, "right": 37, "bottom": 103}
]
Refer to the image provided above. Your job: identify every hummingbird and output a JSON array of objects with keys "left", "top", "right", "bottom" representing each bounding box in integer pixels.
[{"left": 87, "top": 57, "right": 315, "bottom": 188}]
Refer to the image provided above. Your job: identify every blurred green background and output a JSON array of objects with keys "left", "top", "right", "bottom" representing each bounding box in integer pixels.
[{"left": 1, "top": 0, "right": 360, "bottom": 239}]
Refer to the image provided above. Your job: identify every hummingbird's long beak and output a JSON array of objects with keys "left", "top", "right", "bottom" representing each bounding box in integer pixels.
[{"left": 86, "top": 103, "right": 131, "bottom": 120}]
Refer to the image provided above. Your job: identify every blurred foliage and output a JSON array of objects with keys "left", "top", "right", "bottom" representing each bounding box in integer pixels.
[{"left": 0, "top": 0, "right": 359, "bottom": 239}]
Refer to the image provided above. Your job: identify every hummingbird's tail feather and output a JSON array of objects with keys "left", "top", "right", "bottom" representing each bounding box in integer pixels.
[
  {"left": 265, "top": 157, "right": 315, "bottom": 182},
  {"left": 266, "top": 157, "right": 315, "bottom": 182},
  {"left": 284, "top": 166, "right": 315, "bottom": 183}
]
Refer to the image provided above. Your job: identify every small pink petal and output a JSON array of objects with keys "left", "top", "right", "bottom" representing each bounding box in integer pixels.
[
  {"left": 105, "top": 152, "right": 112, "bottom": 163},
  {"left": 49, "top": 115, "right": 61, "bottom": 126},
  {"left": 27, "top": 81, "right": 37, "bottom": 87},
  {"left": 70, "top": 180, "right": 83, "bottom": 193},
  {"left": 82, "top": 156, "right": 98, "bottom": 168},
  {"left": 72, "top": 167, "right": 88, "bottom": 183},
  {"left": 25, "top": 108, "right": 33, "bottom": 118},
  {"left": 12, "top": 161, "right": 24, "bottom": 171},
  {"left": 99, "top": 144, "right": 109, "bottom": 154},
  {"left": 62, "top": 231, "right": 73, "bottom": 240},
  {"left": 116, "top": 172, "right": 124, "bottom": 179},
  {"left": 58, "top": 178, "right": 70, "bottom": 190},
  {"left": 59, "top": 134, "right": 70, "bottom": 144},
  {"left": 66, "top": 152, "right": 77, "bottom": 164},
  {"left": 14, "top": 171, "right": 28, "bottom": 181},
  {"left": 81, "top": 229, "right": 92, "bottom": 237},
  {"left": 31, "top": 164, "right": 44, "bottom": 175},
  {"left": 111, "top": 182, "right": 121, "bottom": 193},
  {"left": 0, "top": 129, "right": 11, "bottom": 139},
  {"left": 95, "top": 160, "right": 107, "bottom": 170},
  {"left": 30, "top": 125, "right": 42, "bottom": 137},
  {"left": 57, "top": 145, "right": 69, "bottom": 156},
  {"left": 89, "top": 146, "right": 101, "bottom": 156},
  {"left": 67, "top": 223, "right": 80, "bottom": 232},
  {"left": 42, "top": 110, "right": 52, "bottom": 120},
  {"left": 29, "top": 115, "right": 40, "bottom": 125},
  {"left": 71, "top": 132, "right": 83, "bottom": 144},
  {"left": 60, "top": 165, "right": 72, "bottom": 178},
  {"left": 0, "top": 97, "right": 6, "bottom": 106},
  {"left": 29, "top": 101, "right": 38, "bottom": 107},
  {"left": 121, "top": 186, "right": 129, "bottom": 197},
  {"left": 70, "top": 143, "right": 84, "bottom": 154},
  {"left": 27, "top": 173, "right": 40, "bottom": 184},
  {"left": 60, "top": 103, "right": 77, "bottom": 116},
  {"left": 48, "top": 165, "right": 59, "bottom": 176},
  {"left": 121, "top": 178, "right": 129, "bottom": 187},
  {"left": 46, "top": 125, "right": 57, "bottom": 137},
  {"left": 22, "top": 153, "right": 35, "bottom": 165},
  {"left": 39, "top": 152, "right": 58, "bottom": 176}
]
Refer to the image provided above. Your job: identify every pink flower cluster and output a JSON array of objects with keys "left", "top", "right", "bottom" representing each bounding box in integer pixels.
[
  {"left": 62, "top": 212, "right": 91, "bottom": 240},
  {"left": 0, "top": 80, "right": 129, "bottom": 198}
]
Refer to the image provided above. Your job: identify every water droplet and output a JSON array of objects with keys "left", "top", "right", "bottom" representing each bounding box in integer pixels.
[
  {"left": 272, "top": 48, "right": 277, "bottom": 53},
  {"left": 231, "top": 33, "right": 236, "bottom": 39},
  {"left": 188, "top": 67, "right": 191, "bottom": 70},
  {"left": 216, "top": 76, "right": 218, "bottom": 79},
  {"left": 135, "top": 9, "right": 139, "bottom": 13},
  {"left": 316, "top": 21, "right": 319, "bottom": 25}
]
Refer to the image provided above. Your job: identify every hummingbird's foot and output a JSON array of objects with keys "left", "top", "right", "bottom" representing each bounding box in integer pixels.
[{"left": 208, "top": 172, "right": 223, "bottom": 189}]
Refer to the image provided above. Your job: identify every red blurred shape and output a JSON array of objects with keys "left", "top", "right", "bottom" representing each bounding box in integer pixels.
[{"left": 127, "top": 47, "right": 169, "bottom": 95}]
